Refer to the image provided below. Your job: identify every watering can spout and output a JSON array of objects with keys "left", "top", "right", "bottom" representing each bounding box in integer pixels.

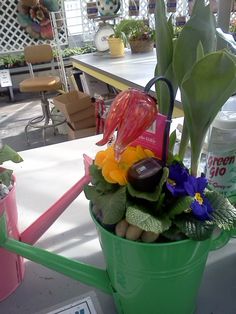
[
  {"left": 0, "top": 214, "right": 113, "bottom": 295},
  {"left": 20, "top": 154, "right": 93, "bottom": 245}
]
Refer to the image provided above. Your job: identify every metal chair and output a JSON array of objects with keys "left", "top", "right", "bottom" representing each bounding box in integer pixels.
[{"left": 19, "top": 44, "right": 65, "bottom": 144}]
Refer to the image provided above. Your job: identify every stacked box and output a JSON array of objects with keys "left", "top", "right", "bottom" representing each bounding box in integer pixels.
[{"left": 53, "top": 90, "right": 96, "bottom": 140}]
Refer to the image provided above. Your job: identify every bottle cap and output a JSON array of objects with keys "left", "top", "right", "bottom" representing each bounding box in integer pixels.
[{"left": 213, "top": 111, "right": 236, "bottom": 130}]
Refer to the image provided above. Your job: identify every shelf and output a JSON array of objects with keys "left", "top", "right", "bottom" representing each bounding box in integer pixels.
[{"left": 91, "top": 14, "right": 121, "bottom": 22}]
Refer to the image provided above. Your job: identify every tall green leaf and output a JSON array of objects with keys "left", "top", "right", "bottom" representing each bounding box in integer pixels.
[
  {"left": 155, "top": 0, "right": 173, "bottom": 77},
  {"left": 172, "top": 1, "right": 216, "bottom": 161},
  {"left": 155, "top": 0, "right": 177, "bottom": 114},
  {"left": 168, "top": 130, "right": 176, "bottom": 155},
  {"left": 181, "top": 51, "right": 236, "bottom": 175},
  {"left": 173, "top": 0, "right": 216, "bottom": 86},
  {"left": 216, "top": 28, "right": 236, "bottom": 53}
]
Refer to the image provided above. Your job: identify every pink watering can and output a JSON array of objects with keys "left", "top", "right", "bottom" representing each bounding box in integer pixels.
[
  {"left": 0, "top": 75, "right": 172, "bottom": 302},
  {"left": 0, "top": 154, "right": 95, "bottom": 301}
]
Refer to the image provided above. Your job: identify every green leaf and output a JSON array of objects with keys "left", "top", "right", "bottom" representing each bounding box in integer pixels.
[
  {"left": 84, "top": 185, "right": 101, "bottom": 203},
  {"left": 0, "top": 145, "right": 23, "bottom": 164},
  {"left": 155, "top": 192, "right": 166, "bottom": 211},
  {"left": 216, "top": 28, "right": 236, "bottom": 52},
  {"left": 178, "top": 120, "right": 189, "bottom": 161},
  {"left": 206, "top": 190, "right": 236, "bottom": 229},
  {"left": 168, "top": 130, "right": 176, "bottom": 155},
  {"left": 196, "top": 41, "right": 205, "bottom": 61},
  {"left": 168, "top": 196, "right": 194, "bottom": 218},
  {"left": 175, "top": 215, "right": 214, "bottom": 241},
  {"left": 162, "top": 225, "right": 187, "bottom": 241},
  {"left": 93, "top": 186, "right": 127, "bottom": 225},
  {"left": 181, "top": 51, "right": 236, "bottom": 175},
  {"left": 173, "top": 0, "right": 216, "bottom": 86},
  {"left": 127, "top": 167, "right": 169, "bottom": 201},
  {"left": 0, "top": 169, "right": 13, "bottom": 186},
  {"left": 155, "top": 0, "right": 173, "bottom": 77},
  {"left": 155, "top": 0, "right": 177, "bottom": 114},
  {"left": 126, "top": 205, "right": 171, "bottom": 233},
  {"left": 89, "top": 164, "right": 117, "bottom": 193}
]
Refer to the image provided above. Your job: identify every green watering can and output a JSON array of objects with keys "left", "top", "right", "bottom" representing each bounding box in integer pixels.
[
  {"left": 0, "top": 153, "right": 231, "bottom": 314},
  {"left": 0, "top": 76, "right": 233, "bottom": 314}
]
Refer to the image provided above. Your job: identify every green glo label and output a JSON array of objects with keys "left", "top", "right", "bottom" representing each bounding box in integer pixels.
[{"left": 206, "top": 149, "right": 236, "bottom": 203}]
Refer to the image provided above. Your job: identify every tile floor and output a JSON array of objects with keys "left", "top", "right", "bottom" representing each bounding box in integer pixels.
[{"left": 0, "top": 90, "right": 68, "bottom": 152}]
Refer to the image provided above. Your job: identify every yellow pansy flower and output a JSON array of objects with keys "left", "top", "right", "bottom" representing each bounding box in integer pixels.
[{"left": 95, "top": 145, "right": 155, "bottom": 185}]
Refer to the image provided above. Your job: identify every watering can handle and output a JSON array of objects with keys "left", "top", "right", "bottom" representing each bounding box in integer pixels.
[
  {"left": 144, "top": 76, "right": 175, "bottom": 121},
  {"left": 210, "top": 229, "right": 231, "bottom": 251},
  {"left": 144, "top": 76, "right": 175, "bottom": 164},
  {"left": 20, "top": 154, "right": 93, "bottom": 245}
]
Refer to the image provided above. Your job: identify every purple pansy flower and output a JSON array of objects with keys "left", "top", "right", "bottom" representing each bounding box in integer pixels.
[
  {"left": 184, "top": 175, "right": 213, "bottom": 221},
  {"left": 167, "top": 163, "right": 189, "bottom": 197}
]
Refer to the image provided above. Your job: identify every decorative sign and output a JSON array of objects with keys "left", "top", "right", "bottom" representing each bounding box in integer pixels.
[
  {"left": 45, "top": 296, "right": 98, "bottom": 314},
  {"left": 37, "top": 292, "right": 104, "bottom": 314},
  {"left": 0, "top": 69, "right": 12, "bottom": 87},
  {"left": 132, "top": 113, "right": 168, "bottom": 161}
]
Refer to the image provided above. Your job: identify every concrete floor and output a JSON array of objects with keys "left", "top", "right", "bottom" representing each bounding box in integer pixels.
[{"left": 0, "top": 90, "right": 68, "bottom": 152}]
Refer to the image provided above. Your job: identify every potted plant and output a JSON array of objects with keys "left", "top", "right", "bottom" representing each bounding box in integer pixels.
[
  {"left": 107, "top": 20, "right": 129, "bottom": 57},
  {"left": 118, "top": 19, "right": 155, "bottom": 53},
  {"left": 82, "top": 1, "right": 236, "bottom": 313},
  {"left": 0, "top": 145, "right": 23, "bottom": 301}
]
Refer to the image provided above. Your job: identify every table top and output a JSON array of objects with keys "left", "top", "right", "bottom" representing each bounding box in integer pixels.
[
  {"left": 72, "top": 50, "right": 157, "bottom": 92},
  {"left": 71, "top": 50, "right": 182, "bottom": 114},
  {"left": 1, "top": 135, "right": 236, "bottom": 314}
]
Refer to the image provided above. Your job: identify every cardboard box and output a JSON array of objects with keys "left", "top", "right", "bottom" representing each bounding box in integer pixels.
[
  {"left": 53, "top": 90, "right": 93, "bottom": 121},
  {"left": 69, "top": 105, "right": 95, "bottom": 123},
  {"left": 68, "top": 116, "right": 96, "bottom": 130},
  {"left": 67, "top": 126, "right": 96, "bottom": 140}
]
